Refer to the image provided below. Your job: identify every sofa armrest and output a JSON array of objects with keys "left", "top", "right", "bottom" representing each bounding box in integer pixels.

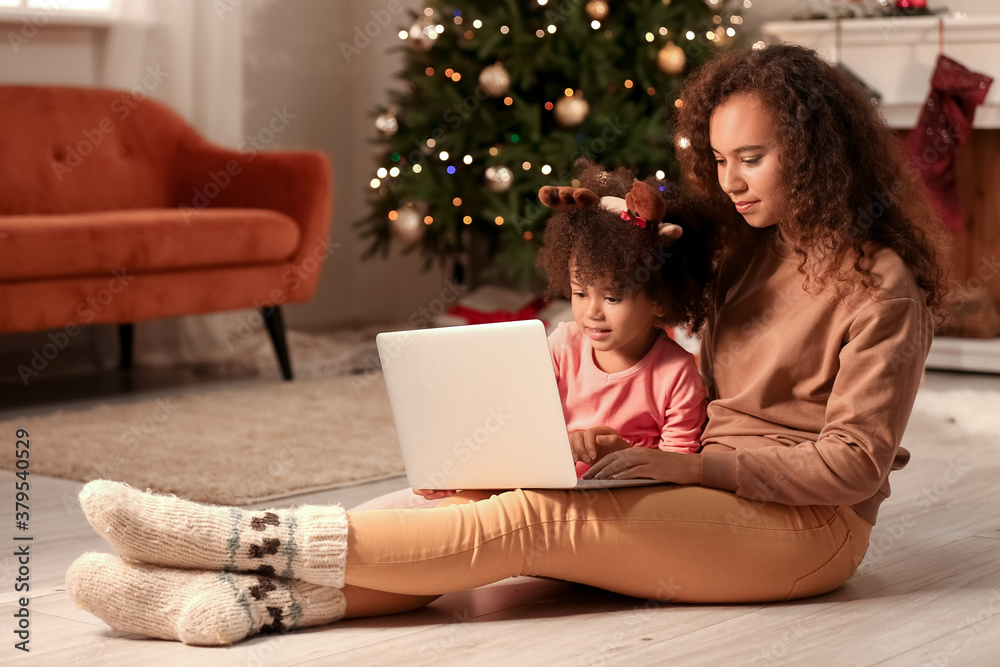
[{"left": 171, "top": 130, "right": 334, "bottom": 296}]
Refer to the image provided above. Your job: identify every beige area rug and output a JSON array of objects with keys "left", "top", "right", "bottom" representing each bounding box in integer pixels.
[
  {"left": 0, "top": 369, "right": 405, "bottom": 505},
  {"left": 167, "top": 326, "right": 392, "bottom": 382}
]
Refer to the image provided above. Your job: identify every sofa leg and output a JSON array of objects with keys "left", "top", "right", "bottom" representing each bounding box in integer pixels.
[
  {"left": 119, "top": 323, "right": 134, "bottom": 370},
  {"left": 261, "top": 306, "right": 293, "bottom": 381}
]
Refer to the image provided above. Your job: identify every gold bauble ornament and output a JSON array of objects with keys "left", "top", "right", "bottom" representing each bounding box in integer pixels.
[
  {"left": 478, "top": 62, "right": 511, "bottom": 97},
  {"left": 585, "top": 0, "right": 609, "bottom": 21},
  {"left": 484, "top": 165, "right": 514, "bottom": 193},
  {"left": 554, "top": 91, "right": 589, "bottom": 127},
  {"left": 657, "top": 42, "right": 686, "bottom": 75},
  {"left": 391, "top": 204, "right": 426, "bottom": 243}
]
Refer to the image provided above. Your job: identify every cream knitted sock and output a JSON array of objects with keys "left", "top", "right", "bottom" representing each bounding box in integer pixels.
[
  {"left": 65, "top": 552, "right": 346, "bottom": 646},
  {"left": 78, "top": 480, "right": 348, "bottom": 587}
]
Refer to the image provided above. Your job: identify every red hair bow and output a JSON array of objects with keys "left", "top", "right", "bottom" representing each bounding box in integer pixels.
[{"left": 620, "top": 210, "right": 647, "bottom": 228}]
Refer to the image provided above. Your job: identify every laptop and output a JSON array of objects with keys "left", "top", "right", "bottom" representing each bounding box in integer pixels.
[{"left": 375, "top": 319, "right": 666, "bottom": 490}]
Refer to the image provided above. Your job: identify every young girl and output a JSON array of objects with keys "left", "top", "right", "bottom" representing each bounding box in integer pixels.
[
  {"left": 66, "top": 44, "right": 949, "bottom": 647},
  {"left": 535, "top": 164, "right": 717, "bottom": 473}
]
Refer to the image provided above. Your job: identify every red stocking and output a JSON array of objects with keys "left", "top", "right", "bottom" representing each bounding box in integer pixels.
[{"left": 904, "top": 54, "right": 992, "bottom": 232}]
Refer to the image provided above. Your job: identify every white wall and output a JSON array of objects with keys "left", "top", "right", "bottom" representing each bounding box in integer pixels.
[{"left": 241, "top": 0, "right": 449, "bottom": 332}]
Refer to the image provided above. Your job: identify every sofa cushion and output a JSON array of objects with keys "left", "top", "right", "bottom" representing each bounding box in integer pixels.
[
  {"left": 0, "top": 85, "right": 188, "bottom": 215},
  {"left": 0, "top": 208, "right": 301, "bottom": 281}
]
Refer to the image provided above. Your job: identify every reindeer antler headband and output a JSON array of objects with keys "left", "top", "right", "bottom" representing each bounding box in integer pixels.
[{"left": 538, "top": 180, "right": 683, "bottom": 241}]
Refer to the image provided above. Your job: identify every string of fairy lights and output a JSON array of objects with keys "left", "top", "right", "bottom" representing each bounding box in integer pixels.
[{"left": 364, "top": 0, "right": 747, "bottom": 255}]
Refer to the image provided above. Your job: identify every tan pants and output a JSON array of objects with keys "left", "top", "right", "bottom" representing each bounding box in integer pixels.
[{"left": 341, "top": 485, "right": 871, "bottom": 616}]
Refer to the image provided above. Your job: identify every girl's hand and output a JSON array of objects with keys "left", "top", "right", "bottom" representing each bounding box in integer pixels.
[
  {"left": 412, "top": 489, "right": 458, "bottom": 500},
  {"left": 569, "top": 426, "right": 630, "bottom": 464},
  {"left": 583, "top": 448, "right": 702, "bottom": 485}
]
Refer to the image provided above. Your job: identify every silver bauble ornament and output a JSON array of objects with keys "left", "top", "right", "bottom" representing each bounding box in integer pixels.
[
  {"left": 478, "top": 63, "right": 511, "bottom": 97},
  {"left": 554, "top": 92, "right": 589, "bottom": 127},
  {"left": 585, "top": 0, "right": 609, "bottom": 21},
  {"left": 657, "top": 42, "right": 686, "bottom": 75},
  {"left": 484, "top": 165, "right": 513, "bottom": 193},
  {"left": 392, "top": 204, "right": 426, "bottom": 243},
  {"left": 374, "top": 109, "right": 398, "bottom": 137}
]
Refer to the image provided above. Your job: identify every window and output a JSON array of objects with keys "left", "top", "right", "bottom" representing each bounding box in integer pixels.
[
  {"left": 0, "top": 0, "right": 117, "bottom": 23},
  {"left": 2, "top": 1, "right": 113, "bottom": 9}
]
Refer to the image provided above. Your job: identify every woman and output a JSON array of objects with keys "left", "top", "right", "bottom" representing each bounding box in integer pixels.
[{"left": 66, "top": 44, "right": 949, "bottom": 645}]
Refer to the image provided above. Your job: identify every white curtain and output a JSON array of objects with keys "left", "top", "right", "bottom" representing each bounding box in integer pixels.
[{"left": 99, "top": 0, "right": 249, "bottom": 367}]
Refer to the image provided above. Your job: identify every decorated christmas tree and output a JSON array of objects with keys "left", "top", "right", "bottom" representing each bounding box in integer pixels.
[{"left": 357, "top": 0, "right": 746, "bottom": 289}]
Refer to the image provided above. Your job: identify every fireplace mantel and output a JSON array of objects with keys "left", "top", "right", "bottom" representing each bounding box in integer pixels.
[{"left": 762, "top": 16, "right": 1000, "bottom": 129}]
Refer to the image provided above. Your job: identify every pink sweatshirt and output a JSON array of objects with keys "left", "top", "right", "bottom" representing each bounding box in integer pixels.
[{"left": 548, "top": 322, "right": 708, "bottom": 463}]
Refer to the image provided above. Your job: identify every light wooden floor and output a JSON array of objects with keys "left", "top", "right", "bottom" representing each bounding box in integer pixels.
[{"left": 1, "top": 369, "right": 999, "bottom": 666}]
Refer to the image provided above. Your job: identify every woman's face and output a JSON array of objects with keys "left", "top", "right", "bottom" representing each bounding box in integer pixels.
[{"left": 709, "top": 93, "right": 784, "bottom": 229}]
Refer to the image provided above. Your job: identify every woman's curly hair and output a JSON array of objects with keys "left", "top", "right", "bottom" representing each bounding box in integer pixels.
[
  {"left": 536, "top": 163, "right": 723, "bottom": 333},
  {"left": 675, "top": 44, "right": 950, "bottom": 321}
]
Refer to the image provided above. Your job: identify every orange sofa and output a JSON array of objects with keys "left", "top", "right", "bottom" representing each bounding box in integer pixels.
[{"left": 0, "top": 85, "right": 333, "bottom": 380}]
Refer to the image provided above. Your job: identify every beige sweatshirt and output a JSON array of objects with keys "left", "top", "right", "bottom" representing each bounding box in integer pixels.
[{"left": 698, "top": 229, "right": 934, "bottom": 525}]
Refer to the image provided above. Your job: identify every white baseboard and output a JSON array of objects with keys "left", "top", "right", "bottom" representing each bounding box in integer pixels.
[{"left": 926, "top": 336, "right": 1000, "bottom": 374}]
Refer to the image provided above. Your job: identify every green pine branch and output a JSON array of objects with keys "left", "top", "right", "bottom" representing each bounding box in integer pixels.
[{"left": 356, "top": 0, "right": 745, "bottom": 288}]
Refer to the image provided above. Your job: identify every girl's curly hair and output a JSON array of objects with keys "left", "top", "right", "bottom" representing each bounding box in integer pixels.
[
  {"left": 536, "top": 163, "right": 723, "bottom": 333},
  {"left": 675, "top": 44, "right": 950, "bottom": 321}
]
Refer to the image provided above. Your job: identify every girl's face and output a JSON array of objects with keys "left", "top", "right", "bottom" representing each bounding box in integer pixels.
[
  {"left": 569, "top": 269, "right": 666, "bottom": 372},
  {"left": 709, "top": 93, "right": 784, "bottom": 228}
]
